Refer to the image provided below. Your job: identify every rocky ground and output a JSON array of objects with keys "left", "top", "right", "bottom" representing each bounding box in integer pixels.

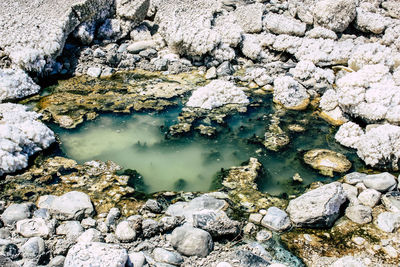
[{"left": 1, "top": 0, "right": 400, "bottom": 266}]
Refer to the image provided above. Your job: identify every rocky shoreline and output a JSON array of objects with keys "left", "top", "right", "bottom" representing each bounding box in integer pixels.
[{"left": 1, "top": 0, "right": 400, "bottom": 266}]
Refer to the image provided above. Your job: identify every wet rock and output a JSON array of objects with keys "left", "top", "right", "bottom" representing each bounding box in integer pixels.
[
  {"left": 192, "top": 210, "right": 240, "bottom": 237},
  {"left": 313, "top": 0, "right": 357, "bottom": 32},
  {"left": 345, "top": 205, "right": 372, "bottom": 224},
  {"left": 20, "top": 237, "right": 45, "bottom": 260},
  {"left": 263, "top": 13, "right": 306, "bottom": 37},
  {"left": 362, "top": 173, "right": 397, "bottom": 192},
  {"left": 261, "top": 207, "right": 291, "bottom": 232},
  {"left": 77, "top": 228, "right": 104, "bottom": 243},
  {"left": 286, "top": 182, "right": 346, "bottom": 227},
  {"left": 264, "top": 124, "right": 290, "bottom": 152},
  {"left": 65, "top": 242, "right": 128, "bottom": 267},
  {"left": 116, "top": 0, "right": 150, "bottom": 22},
  {"left": 170, "top": 226, "right": 213, "bottom": 257},
  {"left": 357, "top": 189, "right": 381, "bottom": 208},
  {"left": 303, "top": 149, "right": 351, "bottom": 177},
  {"left": 38, "top": 191, "right": 94, "bottom": 221},
  {"left": 143, "top": 199, "right": 162, "bottom": 213},
  {"left": 273, "top": 76, "right": 309, "bottom": 110},
  {"left": 56, "top": 221, "right": 84, "bottom": 241},
  {"left": 235, "top": 3, "right": 264, "bottom": 34},
  {"left": 115, "top": 221, "right": 137, "bottom": 242},
  {"left": 1, "top": 203, "right": 33, "bottom": 226},
  {"left": 153, "top": 248, "right": 183, "bottom": 266},
  {"left": 381, "top": 191, "right": 400, "bottom": 212},
  {"left": 256, "top": 229, "right": 272, "bottom": 242},
  {"left": 16, "top": 218, "right": 51, "bottom": 238},
  {"left": 375, "top": 212, "right": 400, "bottom": 232}
]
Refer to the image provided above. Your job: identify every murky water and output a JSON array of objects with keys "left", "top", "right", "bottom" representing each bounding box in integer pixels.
[{"left": 53, "top": 99, "right": 364, "bottom": 195}]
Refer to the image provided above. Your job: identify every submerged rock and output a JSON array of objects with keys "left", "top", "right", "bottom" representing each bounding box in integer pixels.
[
  {"left": 286, "top": 182, "right": 346, "bottom": 227},
  {"left": 303, "top": 149, "right": 352, "bottom": 177}
]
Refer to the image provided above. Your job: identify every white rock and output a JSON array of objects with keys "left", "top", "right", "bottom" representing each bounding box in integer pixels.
[
  {"left": 348, "top": 44, "right": 396, "bottom": 71},
  {"left": 345, "top": 205, "right": 372, "bottom": 224},
  {"left": 16, "top": 218, "right": 50, "bottom": 238},
  {"left": 358, "top": 189, "right": 381, "bottom": 207},
  {"left": 170, "top": 226, "right": 213, "bottom": 257},
  {"left": 362, "top": 172, "right": 397, "bottom": 192},
  {"left": 86, "top": 67, "right": 102, "bottom": 78},
  {"left": 354, "top": 7, "right": 387, "bottom": 34},
  {"left": 1, "top": 203, "right": 33, "bottom": 225},
  {"left": 305, "top": 27, "right": 337, "bottom": 40},
  {"left": 235, "top": 3, "right": 264, "bottom": 34},
  {"left": 0, "top": 69, "right": 40, "bottom": 102},
  {"left": 186, "top": 80, "right": 249, "bottom": 110},
  {"left": 313, "top": 0, "right": 357, "bottom": 32},
  {"left": 273, "top": 76, "right": 309, "bottom": 110},
  {"left": 116, "top": 0, "right": 149, "bottom": 22},
  {"left": 261, "top": 207, "right": 291, "bottom": 232},
  {"left": 335, "top": 122, "right": 363, "bottom": 149},
  {"left": 77, "top": 229, "right": 104, "bottom": 243},
  {"left": 115, "top": 221, "right": 136, "bottom": 242},
  {"left": 289, "top": 60, "right": 334, "bottom": 92},
  {"left": 331, "top": 256, "right": 366, "bottom": 267},
  {"left": 264, "top": 13, "right": 306, "bottom": 37},
  {"left": 376, "top": 212, "right": 400, "bottom": 232}
]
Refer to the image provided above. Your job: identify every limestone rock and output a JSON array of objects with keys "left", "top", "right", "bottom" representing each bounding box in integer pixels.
[
  {"left": 345, "top": 205, "right": 372, "bottom": 224},
  {"left": 153, "top": 248, "right": 183, "bottom": 266},
  {"left": 192, "top": 210, "right": 240, "bottom": 237},
  {"left": 1, "top": 203, "right": 33, "bottom": 225},
  {"left": 115, "top": 221, "right": 136, "bottom": 242},
  {"left": 354, "top": 7, "right": 387, "bottom": 34},
  {"left": 16, "top": 218, "right": 51, "bottom": 238},
  {"left": 235, "top": 3, "right": 264, "bottom": 34},
  {"left": 362, "top": 172, "right": 397, "bottom": 192},
  {"left": 261, "top": 207, "right": 291, "bottom": 232},
  {"left": 375, "top": 212, "right": 400, "bottom": 232},
  {"left": 313, "top": 0, "right": 357, "bottom": 32},
  {"left": 116, "top": 0, "right": 150, "bottom": 23},
  {"left": 64, "top": 242, "right": 128, "bottom": 267},
  {"left": 286, "top": 182, "right": 346, "bottom": 227},
  {"left": 381, "top": 191, "right": 400, "bottom": 212},
  {"left": 264, "top": 13, "right": 306, "bottom": 37},
  {"left": 38, "top": 191, "right": 94, "bottom": 221},
  {"left": 170, "top": 226, "right": 213, "bottom": 257},
  {"left": 357, "top": 189, "right": 381, "bottom": 208},
  {"left": 273, "top": 76, "right": 309, "bottom": 110}
]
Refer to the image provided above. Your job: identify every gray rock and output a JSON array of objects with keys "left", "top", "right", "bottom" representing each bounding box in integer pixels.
[
  {"left": 192, "top": 210, "right": 240, "bottom": 237},
  {"left": 342, "top": 183, "right": 359, "bottom": 205},
  {"left": 54, "top": 239, "right": 73, "bottom": 256},
  {"left": 116, "top": 0, "right": 150, "bottom": 22},
  {"left": 166, "top": 195, "right": 227, "bottom": 224},
  {"left": 331, "top": 256, "right": 366, "bottom": 267},
  {"left": 81, "top": 217, "right": 97, "bottom": 228},
  {"left": 313, "top": 0, "right": 357, "bottom": 32},
  {"left": 205, "top": 67, "right": 217, "bottom": 80},
  {"left": 358, "top": 189, "right": 381, "bottom": 208},
  {"left": 216, "top": 61, "right": 234, "bottom": 77},
  {"left": 21, "top": 237, "right": 45, "bottom": 260},
  {"left": 235, "top": 3, "right": 264, "bottom": 33},
  {"left": 77, "top": 228, "right": 104, "bottom": 243},
  {"left": 127, "top": 40, "right": 156, "bottom": 54},
  {"left": 97, "top": 221, "right": 109, "bottom": 233},
  {"left": 235, "top": 250, "right": 270, "bottom": 267},
  {"left": 105, "top": 208, "right": 121, "bottom": 228},
  {"left": 16, "top": 218, "right": 51, "bottom": 238},
  {"left": 127, "top": 215, "right": 143, "bottom": 232},
  {"left": 144, "top": 199, "right": 162, "bottom": 213},
  {"left": 100, "top": 67, "right": 116, "bottom": 78},
  {"left": 1, "top": 203, "right": 33, "bottom": 225},
  {"left": 130, "top": 24, "right": 152, "bottom": 41},
  {"left": 375, "top": 212, "right": 400, "bottom": 232},
  {"left": 170, "top": 226, "right": 213, "bottom": 257},
  {"left": 362, "top": 173, "right": 397, "bottom": 192},
  {"left": 160, "top": 216, "right": 183, "bottom": 232},
  {"left": 153, "top": 248, "right": 183, "bottom": 266},
  {"left": 286, "top": 182, "right": 346, "bottom": 227},
  {"left": 127, "top": 251, "right": 146, "bottom": 267},
  {"left": 97, "top": 18, "right": 133, "bottom": 41},
  {"left": 344, "top": 172, "right": 367, "bottom": 185},
  {"left": 64, "top": 242, "right": 128, "bottom": 267},
  {"left": 256, "top": 230, "right": 272, "bottom": 243},
  {"left": 0, "top": 229, "right": 10, "bottom": 239},
  {"left": 345, "top": 205, "right": 372, "bottom": 224},
  {"left": 142, "top": 219, "right": 160, "bottom": 237},
  {"left": 38, "top": 191, "right": 94, "bottom": 221},
  {"left": 0, "top": 241, "right": 19, "bottom": 260},
  {"left": 249, "top": 213, "right": 263, "bottom": 224},
  {"left": 87, "top": 67, "right": 102, "bottom": 78},
  {"left": 381, "top": 191, "right": 400, "bottom": 212},
  {"left": 56, "top": 221, "right": 84, "bottom": 241},
  {"left": 261, "top": 207, "right": 291, "bottom": 232},
  {"left": 72, "top": 21, "right": 96, "bottom": 45},
  {"left": 33, "top": 209, "right": 51, "bottom": 220},
  {"left": 152, "top": 58, "right": 168, "bottom": 71},
  {"left": 48, "top": 255, "right": 65, "bottom": 267},
  {"left": 115, "top": 221, "right": 136, "bottom": 242}
]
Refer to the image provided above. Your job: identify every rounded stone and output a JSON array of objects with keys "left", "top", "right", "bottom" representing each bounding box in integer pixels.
[{"left": 303, "top": 149, "right": 351, "bottom": 177}]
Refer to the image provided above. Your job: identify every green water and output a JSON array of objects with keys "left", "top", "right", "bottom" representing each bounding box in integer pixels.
[{"left": 52, "top": 99, "right": 364, "bottom": 195}]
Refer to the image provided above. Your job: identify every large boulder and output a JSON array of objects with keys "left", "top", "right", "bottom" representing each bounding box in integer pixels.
[
  {"left": 0, "top": 103, "right": 55, "bottom": 176},
  {"left": 64, "top": 242, "right": 128, "bottom": 267},
  {"left": 37, "top": 191, "right": 94, "bottom": 221},
  {"left": 170, "top": 226, "right": 213, "bottom": 257},
  {"left": 286, "top": 182, "right": 346, "bottom": 227},
  {"left": 313, "top": 0, "right": 357, "bottom": 33}
]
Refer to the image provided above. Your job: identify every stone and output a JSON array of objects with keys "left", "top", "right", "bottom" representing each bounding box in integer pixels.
[
  {"left": 105, "top": 208, "right": 121, "bottom": 228},
  {"left": 87, "top": 67, "right": 102, "bottom": 78},
  {"left": 127, "top": 40, "right": 156, "bottom": 54},
  {"left": 116, "top": 0, "right": 150, "bottom": 22},
  {"left": 235, "top": 250, "right": 270, "bottom": 267},
  {"left": 362, "top": 173, "right": 397, "bottom": 192},
  {"left": 0, "top": 241, "right": 19, "bottom": 261},
  {"left": 354, "top": 7, "right": 387, "bottom": 34},
  {"left": 170, "top": 226, "right": 213, "bottom": 257},
  {"left": 205, "top": 67, "right": 217, "bottom": 80},
  {"left": 143, "top": 199, "right": 162, "bottom": 213},
  {"left": 216, "top": 61, "right": 234, "bottom": 77},
  {"left": 64, "top": 242, "right": 128, "bottom": 267},
  {"left": 153, "top": 248, "right": 183, "bottom": 266},
  {"left": 77, "top": 228, "right": 104, "bottom": 243},
  {"left": 16, "top": 218, "right": 50, "bottom": 238},
  {"left": 342, "top": 183, "right": 358, "bottom": 204},
  {"left": 261, "top": 207, "right": 291, "bottom": 232},
  {"left": 263, "top": 13, "right": 306, "bottom": 36},
  {"left": 273, "top": 76, "right": 309, "bottom": 110},
  {"left": 48, "top": 255, "right": 65, "bottom": 267},
  {"left": 286, "top": 182, "right": 346, "bottom": 227},
  {"left": 249, "top": 213, "right": 263, "bottom": 224},
  {"left": 345, "top": 205, "right": 372, "bottom": 224},
  {"left": 192, "top": 210, "right": 240, "bottom": 237},
  {"left": 1, "top": 203, "right": 33, "bottom": 225},
  {"left": 20, "top": 237, "right": 45, "bottom": 260},
  {"left": 344, "top": 172, "right": 367, "bottom": 185},
  {"left": 56, "top": 221, "right": 84, "bottom": 241},
  {"left": 142, "top": 219, "right": 160, "bottom": 237},
  {"left": 256, "top": 230, "right": 272, "bottom": 242},
  {"left": 115, "top": 221, "right": 137, "bottom": 242},
  {"left": 130, "top": 24, "right": 152, "bottom": 41},
  {"left": 72, "top": 21, "right": 96, "bottom": 45},
  {"left": 313, "top": 0, "right": 357, "bottom": 32},
  {"left": 0, "top": 69, "right": 40, "bottom": 102},
  {"left": 38, "top": 191, "right": 94, "bottom": 221},
  {"left": 381, "top": 191, "right": 400, "bottom": 212},
  {"left": 303, "top": 149, "right": 351, "bottom": 177},
  {"left": 33, "top": 209, "right": 51, "bottom": 220},
  {"left": 127, "top": 252, "right": 146, "bottom": 267},
  {"left": 216, "top": 262, "right": 232, "bottom": 267},
  {"left": 160, "top": 216, "right": 183, "bottom": 232},
  {"left": 357, "top": 189, "right": 381, "bottom": 208},
  {"left": 235, "top": 3, "right": 264, "bottom": 33},
  {"left": 331, "top": 256, "right": 366, "bottom": 267},
  {"left": 81, "top": 217, "right": 97, "bottom": 228},
  {"left": 186, "top": 80, "right": 249, "bottom": 110}
]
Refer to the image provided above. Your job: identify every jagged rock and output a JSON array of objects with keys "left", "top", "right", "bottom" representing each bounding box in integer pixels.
[
  {"left": 186, "top": 80, "right": 249, "bottom": 110},
  {"left": 313, "top": 0, "right": 357, "bottom": 33},
  {"left": 115, "top": 221, "right": 136, "bottom": 242},
  {"left": 362, "top": 172, "right": 397, "bottom": 192},
  {"left": 65, "top": 242, "right": 128, "bottom": 267},
  {"left": 72, "top": 21, "right": 96, "bottom": 45},
  {"left": 0, "top": 69, "right": 40, "bottom": 102},
  {"left": 303, "top": 149, "right": 351, "bottom": 177},
  {"left": 192, "top": 210, "right": 240, "bottom": 237},
  {"left": 0, "top": 104, "right": 55, "bottom": 176},
  {"left": 354, "top": 7, "right": 387, "bottom": 34},
  {"left": 142, "top": 219, "right": 161, "bottom": 237},
  {"left": 116, "top": 0, "right": 150, "bottom": 23},
  {"left": 105, "top": 208, "right": 121, "bottom": 228},
  {"left": 143, "top": 199, "right": 162, "bottom": 213},
  {"left": 286, "top": 182, "right": 346, "bottom": 227},
  {"left": 381, "top": 191, "right": 400, "bottom": 212},
  {"left": 375, "top": 212, "right": 400, "bottom": 232},
  {"left": 153, "top": 248, "right": 183, "bottom": 266},
  {"left": 37, "top": 191, "right": 94, "bottom": 221},
  {"left": 261, "top": 207, "right": 291, "bottom": 232},
  {"left": 240, "top": 34, "right": 262, "bottom": 60},
  {"left": 345, "top": 205, "right": 372, "bottom": 224},
  {"left": 273, "top": 76, "right": 309, "bottom": 110},
  {"left": 263, "top": 13, "right": 306, "bottom": 37},
  {"left": 1, "top": 203, "right": 33, "bottom": 225},
  {"left": 16, "top": 218, "right": 51, "bottom": 238},
  {"left": 235, "top": 3, "right": 264, "bottom": 34},
  {"left": 170, "top": 226, "right": 213, "bottom": 257}
]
